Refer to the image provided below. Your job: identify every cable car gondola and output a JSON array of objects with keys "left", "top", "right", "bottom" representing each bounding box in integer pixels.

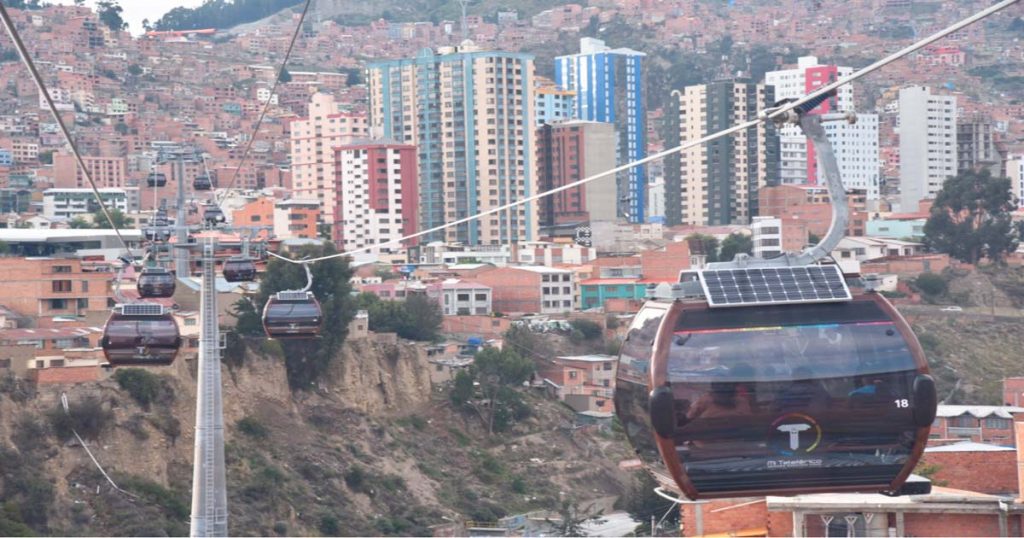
[
  {"left": 194, "top": 175, "right": 212, "bottom": 191},
  {"left": 144, "top": 226, "right": 171, "bottom": 242},
  {"left": 146, "top": 173, "right": 167, "bottom": 188},
  {"left": 614, "top": 99, "right": 936, "bottom": 500},
  {"left": 262, "top": 291, "right": 322, "bottom": 338},
  {"left": 202, "top": 204, "right": 225, "bottom": 225},
  {"left": 222, "top": 257, "right": 257, "bottom": 282},
  {"left": 137, "top": 266, "right": 176, "bottom": 298},
  {"left": 101, "top": 303, "right": 181, "bottom": 366}
]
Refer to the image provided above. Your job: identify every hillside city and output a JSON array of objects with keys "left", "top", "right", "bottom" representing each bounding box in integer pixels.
[{"left": 0, "top": 0, "right": 1024, "bottom": 536}]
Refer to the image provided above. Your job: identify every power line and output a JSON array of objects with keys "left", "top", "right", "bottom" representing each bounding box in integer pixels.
[
  {"left": 216, "top": 0, "right": 313, "bottom": 206},
  {"left": 268, "top": 0, "right": 1021, "bottom": 266},
  {"left": 0, "top": 2, "right": 135, "bottom": 258}
]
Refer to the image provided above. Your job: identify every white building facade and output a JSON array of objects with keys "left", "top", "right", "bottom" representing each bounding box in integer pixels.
[
  {"left": 334, "top": 142, "right": 417, "bottom": 255},
  {"left": 821, "top": 112, "right": 881, "bottom": 200},
  {"left": 751, "top": 216, "right": 783, "bottom": 258},
  {"left": 898, "top": 86, "right": 957, "bottom": 212},
  {"left": 42, "top": 188, "right": 128, "bottom": 219}
]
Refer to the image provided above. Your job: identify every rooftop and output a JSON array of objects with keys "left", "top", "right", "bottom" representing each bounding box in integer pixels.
[
  {"left": 555, "top": 354, "right": 616, "bottom": 363},
  {"left": 937, "top": 405, "right": 1024, "bottom": 419},
  {"left": 925, "top": 441, "right": 1014, "bottom": 453}
]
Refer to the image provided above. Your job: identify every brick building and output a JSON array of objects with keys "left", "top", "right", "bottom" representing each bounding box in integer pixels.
[
  {"left": 473, "top": 266, "right": 575, "bottom": 314},
  {"left": 758, "top": 184, "right": 868, "bottom": 241},
  {"left": 0, "top": 257, "right": 114, "bottom": 320},
  {"left": 542, "top": 354, "right": 616, "bottom": 413},
  {"left": 272, "top": 199, "right": 320, "bottom": 240},
  {"left": 930, "top": 405, "right": 1023, "bottom": 447},
  {"left": 535, "top": 120, "right": 617, "bottom": 227}
]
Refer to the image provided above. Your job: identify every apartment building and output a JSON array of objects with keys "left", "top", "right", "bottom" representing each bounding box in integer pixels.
[
  {"left": 898, "top": 86, "right": 957, "bottom": 212},
  {"left": 473, "top": 266, "right": 575, "bottom": 314},
  {"left": 957, "top": 113, "right": 1001, "bottom": 175},
  {"left": 930, "top": 405, "right": 1023, "bottom": 447},
  {"left": 664, "top": 81, "right": 779, "bottom": 226},
  {"left": 52, "top": 153, "right": 127, "bottom": 188},
  {"left": 0, "top": 257, "right": 114, "bottom": 319},
  {"left": 1008, "top": 155, "right": 1024, "bottom": 210},
  {"left": 556, "top": 38, "right": 647, "bottom": 222},
  {"left": 821, "top": 112, "right": 881, "bottom": 200},
  {"left": 289, "top": 92, "right": 368, "bottom": 230},
  {"left": 534, "top": 82, "right": 576, "bottom": 126},
  {"left": 334, "top": 141, "right": 418, "bottom": 254},
  {"left": 750, "top": 216, "right": 783, "bottom": 258},
  {"left": 430, "top": 280, "right": 493, "bottom": 316},
  {"left": 765, "top": 56, "right": 855, "bottom": 186},
  {"left": 42, "top": 188, "right": 128, "bottom": 219},
  {"left": 544, "top": 354, "right": 617, "bottom": 413},
  {"left": 272, "top": 199, "right": 320, "bottom": 240},
  {"left": 367, "top": 43, "right": 538, "bottom": 246},
  {"left": 535, "top": 120, "right": 617, "bottom": 226}
]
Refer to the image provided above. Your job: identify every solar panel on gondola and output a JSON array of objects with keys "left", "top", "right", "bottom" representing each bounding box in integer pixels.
[{"left": 699, "top": 265, "right": 851, "bottom": 308}]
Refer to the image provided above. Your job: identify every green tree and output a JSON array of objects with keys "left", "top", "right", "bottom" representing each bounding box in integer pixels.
[
  {"left": 68, "top": 216, "right": 92, "bottom": 229},
  {"left": 401, "top": 294, "right": 442, "bottom": 341},
  {"left": 96, "top": 0, "right": 128, "bottom": 31},
  {"left": 0, "top": 240, "right": 10, "bottom": 255},
  {"left": 719, "top": 232, "right": 753, "bottom": 262},
  {"left": 91, "top": 207, "right": 129, "bottom": 229},
  {"left": 685, "top": 233, "right": 720, "bottom": 263},
  {"left": 473, "top": 347, "right": 533, "bottom": 434},
  {"left": 622, "top": 472, "right": 680, "bottom": 535},
  {"left": 127, "top": 64, "right": 143, "bottom": 76},
  {"left": 923, "top": 169, "right": 1020, "bottom": 264},
  {"left": 449, "top": 369, "right": 474, "bottom": 407},
  {"left": 251, "top": 243, "right": 356, "bottom": 389}
]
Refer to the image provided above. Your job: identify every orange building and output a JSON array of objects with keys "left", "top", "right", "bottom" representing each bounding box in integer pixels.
[
  {"left": 0, "top": 257, "right": 114, "bottom": 319},
  {"left": 273, "top": 199, "right": 320, "bottom": 240},
  {"left": 232, "top": 197, "right": 274, "bottom": 238}
]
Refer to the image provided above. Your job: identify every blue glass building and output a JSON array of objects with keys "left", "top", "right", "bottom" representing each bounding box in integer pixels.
[{"left": 555, "top": 38, "right": 647, "bottom": 223}]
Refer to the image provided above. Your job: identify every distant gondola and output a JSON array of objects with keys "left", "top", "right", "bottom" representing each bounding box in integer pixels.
[
  {"left": 222, "top": 257, "right": 257, "bottom": 282},
  {"left": 146, "top": 173, "right": 167, "bottom": 188},
  {"left": 202, "top": 204, "right": 225, "bottom": 225},
  {"left": 194, "top": 175, "right": 212, "bottom": 191},
  {"left": 137, "top": 266, "right": 176, "bottom": 298},
  {"left": 101, "top": 303, "right": 180, "bottom": 366},
  {"left": 262, "top": 291, "right": 321, "bottom": 338}
]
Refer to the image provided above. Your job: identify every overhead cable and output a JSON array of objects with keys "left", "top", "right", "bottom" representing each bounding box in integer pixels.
[
  {"left": 0, "top": 2, "right": 136, "bottom": 258},
  {"left": 216, "top": 0, "right": 313, "bottom": 205}
]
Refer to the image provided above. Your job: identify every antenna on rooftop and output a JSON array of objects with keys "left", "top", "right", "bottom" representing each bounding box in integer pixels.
[{"left": 459, "top": 0, "right": 469, "bottom": 41}]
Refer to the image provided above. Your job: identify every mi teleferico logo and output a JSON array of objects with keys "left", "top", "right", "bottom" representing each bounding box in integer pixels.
[{"left": 770, "top": 413, "right": 822, "bottom": 456}]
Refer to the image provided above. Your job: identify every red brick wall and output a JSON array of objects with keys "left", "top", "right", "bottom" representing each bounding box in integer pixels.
[
  {"left": 861, "top": 254, "right": 951, "bottom": 276},
  {"left": 641, "top": 241, "right": 691, "bottom": 282},
  {"left": 1004, "top": 378, "right": 1024, "bottom": 406},
  {"left": 920, "top": 450, "right": 1018, "bottom": 494},
  {"left": 904, "top": 513, "right": 1014, "bottom": 537},
  {"left": 680, "top": 498, "right": 768, "bottom": 536},
  {"left": 29, "top": 366, "right": 99, "bottom": 385},
  {"left": 441, "top": 315, "right": 511, "bottom": 339},
  {"left": 473, "top": 268, "right": 541, "bottom": 314}
]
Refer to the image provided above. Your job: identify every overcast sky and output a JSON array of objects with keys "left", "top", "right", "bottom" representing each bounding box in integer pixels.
[{"left": 49, "top": 0, "right": 207, "bottom": 35}]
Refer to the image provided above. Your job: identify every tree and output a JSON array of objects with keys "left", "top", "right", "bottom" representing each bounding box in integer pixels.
[
  {"left": 547, "top": 498, "right": 604, "bottom": 537},
  {"left": 719, "top": 232, "right": 753, "bottom": 262},
  {"left": 91, "top": 207, "right": 129, "bottom": 229},
  {"left": 246, "top": 242, "right": 356, "bottom": 389},
  {"left": 914, "top": 272, "right": 947, "bottom": 297},
  {"left": 127, "top": 64, "right": 143, "bottom": 77},
  {"left": 685, "top": 233, "right": 720, "bottom": 263},
  {"left": 450, "top": 347, "right": 534, "bottom": 434},
  {"left": 923, "top": 169, "right": 1019, "bottom": 264},
  {"left": 401, "top": 294, "right": 442, "bottom": 341},
  {"left": 449, "top": 369, "right": 474, "bottom": 407},
  {"left": 0, "top": 240, "right": 9, "bottom": 256},
  {"left": 68, "top": 216, "right": 92, "bottom": 229},
  {"left": 96, "top": 0, "right": 128, "bottom": 32},
  {"left": 622, "top": 471, "right": 680, "bottom": 535}
]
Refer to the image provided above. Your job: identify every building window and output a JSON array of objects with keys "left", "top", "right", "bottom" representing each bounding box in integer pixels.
[
  {"left": 50, "top": 299, "right": 67, "bottom": 310},
  {"left": 950, "top": 416, "right": 977, "bottom": 428},
  {"left": 52, "top": 265, "right": 72, "bottom": 273},
  {"left": 985, "top": 417, "right": 1011, "bottom": 429},
  {"left": 568, "top": 371, "right": 577, "bottom": 379},
  {"left": 52, "top": 280, "right": 72, "bottom": 293},
  {"left": 475, "top": 294, "right": 487, "bottom": 301}
]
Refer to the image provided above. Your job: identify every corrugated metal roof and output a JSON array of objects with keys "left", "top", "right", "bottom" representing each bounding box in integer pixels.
[
  {"left": 925, "top": 441, "right": 1014, "bottom": 453},
  {"left": 937, "top": 405, "right": 1024, "bottom": 419}
]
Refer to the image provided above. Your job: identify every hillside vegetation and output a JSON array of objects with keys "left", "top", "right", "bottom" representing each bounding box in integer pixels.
[{"left": 0, "top": 336, "right": 633, "bottom": 536}]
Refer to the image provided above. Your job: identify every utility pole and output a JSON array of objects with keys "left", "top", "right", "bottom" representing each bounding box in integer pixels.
[{"left": 190, "top": 237, "right": 228, "bottom": 536}]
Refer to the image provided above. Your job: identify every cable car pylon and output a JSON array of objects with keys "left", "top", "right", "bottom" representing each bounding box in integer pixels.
[{"left": 190, "top": 237, "right": 228, "bottom": 536}]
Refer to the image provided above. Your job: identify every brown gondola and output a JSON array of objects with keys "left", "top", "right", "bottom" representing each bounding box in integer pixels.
[
  {"left": 137, "top": 266, "right": 176, "bottom": 298},
  {"left": 616, "top": 289, "right": 936, "bottom": 500},
  {"left": 146, "top": 173, "right": 167, "bottom": 187},
  {"left": 262, "top": 291, "right": 321, "bottom": 338},
  {"left": 222, "top": 257, "right": 257, "bottom": 282},
  {"left": 194, "top": 175, "right": 212, "bottom": 191},
  {"left": 101, "top": 303, "right": 181, "bottom": 366},
  {"left": 202, "top": 204, "right": 225, "bottom": 225}
]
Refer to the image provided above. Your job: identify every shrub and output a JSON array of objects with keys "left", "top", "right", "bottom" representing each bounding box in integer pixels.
[
  {"left": 319, "top": 514, "right": 340, "bottom": 536},
  {"left": 237, "top": 416, "right": 269, "bottom": 438},
  {"left": 914, "top": 272, "right": 948, "bottom": 296},
  {"left": 569, "top": 319, "right": 602, "bottom": 340},
  {"left": 510, "top": 475, "right": 527, "bottom": 494},
  {"left": 118, "top": 475, "right": 189, "bottom": 520},
  {"left": 47, "top": 395, "right": 112, "bottom": 441},
  {"left": 344, "top": 466, "right": 366, "bottom": 491},
  {"left": 113, "top": 369, "right": 173, "bottom": 410}
]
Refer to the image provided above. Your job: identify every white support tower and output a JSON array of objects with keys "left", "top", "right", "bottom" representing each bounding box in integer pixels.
[{"left": 190, "top": 237, "right": 228, "bottom": 536}]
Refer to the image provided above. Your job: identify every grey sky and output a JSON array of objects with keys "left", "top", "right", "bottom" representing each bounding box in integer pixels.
[{"left": 49, "top": 0, "right": 206, "bottom": 35}]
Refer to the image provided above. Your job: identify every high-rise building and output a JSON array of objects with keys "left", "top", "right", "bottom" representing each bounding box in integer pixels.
[
  {"left": 958, "top": 113, "right": 1001, "bottom": 175},
  {"left": 334, "top": 141, "right": 418, "bottom": 254},
  {"left": 663, "top": 81, "right": 779, "bottom": 226},
  {"left": 555, "top": 37, "right": 646, "bottom": 223},
  {"left": 534, "top": 80, "right": 576, "bottom": 126},
  {"left": 898, "top": 86, "right": 957, "bottom": 212},
  {"left": 535, "top": 121, "right": 617, "bottom": 228},
  {"left": 821, "top": 112, "right": 881, "bottom": 200},
  {"left": 367, "top": 43, "right": 537, "bottom": 245},
  {"left": 289, "top": 92, "right": 368, "bottom": 231},
  {"left": 765, "top": 56, "right": 854, "bottom": 186},
  {"left": 1007, "top": 155, "right": 1024, "bottom": 210}
]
